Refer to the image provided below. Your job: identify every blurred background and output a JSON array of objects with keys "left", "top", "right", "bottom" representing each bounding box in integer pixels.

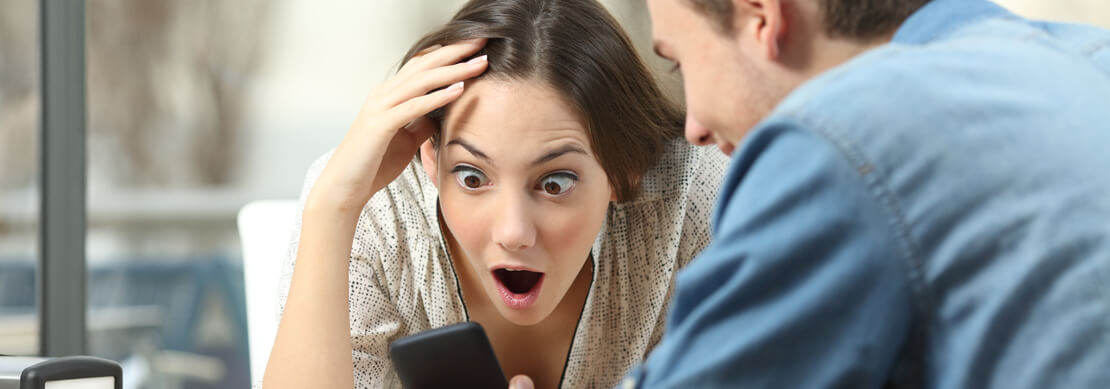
[{"left": 0, "top": 1, "right": 1107, "bottom": 388}]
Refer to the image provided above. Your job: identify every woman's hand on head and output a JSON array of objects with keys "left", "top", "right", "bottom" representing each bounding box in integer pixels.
[{"left": 309, "top": 39, "right": 488, "bottom": 213}]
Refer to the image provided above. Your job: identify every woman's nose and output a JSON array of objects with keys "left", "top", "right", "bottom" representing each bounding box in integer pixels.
[{"left": 491, "top": 194, "right": 536, "bottom": 251}]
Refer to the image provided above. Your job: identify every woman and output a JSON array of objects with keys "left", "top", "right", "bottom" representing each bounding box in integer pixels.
[{"left": 263, "top": 0, "right": 728, "bottom": 388}]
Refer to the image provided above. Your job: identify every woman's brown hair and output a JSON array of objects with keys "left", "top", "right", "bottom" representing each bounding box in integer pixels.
[{"left": 404, "top": 0, "right": 683, "bottom": 203}]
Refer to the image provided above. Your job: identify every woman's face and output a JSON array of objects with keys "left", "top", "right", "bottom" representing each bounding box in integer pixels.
[{"left": 424, "top": 79, "right": 612, "bottom": 326}]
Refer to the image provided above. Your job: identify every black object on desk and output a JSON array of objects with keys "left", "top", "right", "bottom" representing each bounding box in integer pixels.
[{"left": 0, "top": 356, "right": 121, "bottom": 389}]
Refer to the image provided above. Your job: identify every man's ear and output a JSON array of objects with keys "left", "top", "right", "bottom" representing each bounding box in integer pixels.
[
  {"left": 419, "top": 140, "right": 439, "bottom": 189},
  {"left": 735, "top": 0, "right": 786, "bottom": 60}
]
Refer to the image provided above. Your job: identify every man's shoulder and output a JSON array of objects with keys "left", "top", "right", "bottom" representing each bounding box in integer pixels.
[
  {"left": 773, "top": 22, "right": 1110, "bottom": 153},
  {"left": 737, "top": 18, "right": 1110, "bottom": 244}
]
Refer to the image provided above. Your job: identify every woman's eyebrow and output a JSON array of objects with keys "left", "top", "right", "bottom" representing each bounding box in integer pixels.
[
  {"left": 532, "top": 144, "right": 587, "bottom": 166},
  {"left": 447, "top": 139, "right": 494, "bottom": 166}
]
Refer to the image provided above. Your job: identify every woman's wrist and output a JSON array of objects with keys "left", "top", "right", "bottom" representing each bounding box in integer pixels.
[{"left": 304, "top": 186, "right": 367, "bottom": 221}]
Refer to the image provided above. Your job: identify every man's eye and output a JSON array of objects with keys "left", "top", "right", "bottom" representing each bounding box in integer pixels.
[
  {"left": 453, "top": 166, "right": 489, "bottom": 189},
  {"left": 537, "top": 172, "right": 577, "bottom": 195}
]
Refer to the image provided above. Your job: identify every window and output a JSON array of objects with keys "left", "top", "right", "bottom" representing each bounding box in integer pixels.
[{"left": 0, "top": 0, "right": 41, "bottom": 358}]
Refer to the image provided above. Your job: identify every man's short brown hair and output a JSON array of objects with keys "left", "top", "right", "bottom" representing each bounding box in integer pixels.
[{"left": 686, "top": 0, "right": 933, "bottom": 40}]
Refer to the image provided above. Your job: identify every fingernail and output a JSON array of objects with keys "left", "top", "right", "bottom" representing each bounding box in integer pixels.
[
  {"left": 467, "top": 55, "right": 488, "bottom": 65},
  {"left": 447, "top": 81, "right": 464, "bottom": 92},
  {"left": 511, "top": 376, "right": 534, "bottom": 389}
]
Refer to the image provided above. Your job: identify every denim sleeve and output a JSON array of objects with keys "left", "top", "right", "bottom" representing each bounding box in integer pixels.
[{"left": 631, "top": 121, "right": 916, "bottom": 388}]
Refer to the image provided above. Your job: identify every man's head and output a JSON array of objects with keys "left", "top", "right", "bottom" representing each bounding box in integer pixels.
[
  {"left": 685, "top": 0, "right": 929, "bottom": 39},
  {"left": 647, "top": 0, "right": 931, "bottom": 154}
]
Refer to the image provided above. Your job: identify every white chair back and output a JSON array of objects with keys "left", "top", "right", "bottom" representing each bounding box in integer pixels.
[{"left": 237, "top": 200, "right": 298, "bottom": 384}]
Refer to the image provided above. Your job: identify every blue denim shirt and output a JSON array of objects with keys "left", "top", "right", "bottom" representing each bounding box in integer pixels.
[{"left": 627, "top": 0, "right": 1110, "bottom": 387}]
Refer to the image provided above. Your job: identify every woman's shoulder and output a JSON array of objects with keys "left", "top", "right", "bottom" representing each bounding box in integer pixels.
[
  {"left": 636, "top": 138, "right": 730, "bottom": 205},
  {"left": 292, "top": 150, "right": 460, "bottom": 321},
  {"left": 600, "top": 139, "right": 728, "bottom": 269},
  {"left": 291, "top": 151, "right": 451, "bottom": 299},
  {"left": 573, "top": 140, "right": 730, "bottom": 383},
  {"left": 358, "top": 163, "right": 442, "bottom": 259}
]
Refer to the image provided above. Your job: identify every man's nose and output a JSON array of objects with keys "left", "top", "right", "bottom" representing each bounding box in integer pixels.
[{"left": 684, "top": 112, "right": 713, "bottom": 146}]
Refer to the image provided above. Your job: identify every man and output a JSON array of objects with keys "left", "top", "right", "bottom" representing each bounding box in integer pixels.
[{"left": 604, "top": 0, "right": 1109, "bottom": 387}]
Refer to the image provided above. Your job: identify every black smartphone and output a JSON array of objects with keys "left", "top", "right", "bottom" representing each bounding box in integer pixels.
[{"left": 389, "top": 322, "right": 508, "bottom": 389}]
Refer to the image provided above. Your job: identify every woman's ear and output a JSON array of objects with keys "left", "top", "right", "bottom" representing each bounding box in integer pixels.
[{"left": 419, "top": 140, "right": 439, "bottom": 189}]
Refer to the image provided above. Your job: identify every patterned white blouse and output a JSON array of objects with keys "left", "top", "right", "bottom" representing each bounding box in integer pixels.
[{"left": 274, "top": 138, "right": 728, "bottom": 388}]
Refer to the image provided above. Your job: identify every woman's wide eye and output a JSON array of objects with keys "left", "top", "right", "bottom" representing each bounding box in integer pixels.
[
  {"left": 453, "top": 166, "right": 489, "bottom": 190},
  {"left": 538, "top": 172, "right": 577, "bottom": 195}
]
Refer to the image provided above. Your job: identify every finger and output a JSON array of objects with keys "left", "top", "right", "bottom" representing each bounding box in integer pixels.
[
  {"left": 411, "top": 44, "right": 442, "bottom": 60},
  {"left": 509, "top": 375, "right": 534, "bottom": 389},
  {"left": 402, "top": 116, "right": 436, "bottom": 136},
  {"left": 385, "top": 81, "right": 465, "bottom": 130},
  {"left": 400, "top": 38, "right": 486, "bottom": 75},
  {"left": 397, "top": 45, "right": 443, "bottom": 78},
  {"left": 385, "top": 55, "right": 487, "bottom": 108}
]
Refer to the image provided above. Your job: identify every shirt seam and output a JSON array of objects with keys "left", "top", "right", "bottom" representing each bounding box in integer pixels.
[
  {"left": 778, "top": 110, "right": 935, "bottom": 326},
  {"left": 1082, "top": 39, "right": 1110, "bottom": 57}
]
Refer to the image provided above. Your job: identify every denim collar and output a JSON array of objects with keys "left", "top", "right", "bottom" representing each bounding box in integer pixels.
[{"left": 894, "top": 0, "right": 1017, "bottom": 44}]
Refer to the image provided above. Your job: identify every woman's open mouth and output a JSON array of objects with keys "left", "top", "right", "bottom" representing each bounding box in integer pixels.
[{"left": 492, "top": 268, "right": 544, "bottom": 310}]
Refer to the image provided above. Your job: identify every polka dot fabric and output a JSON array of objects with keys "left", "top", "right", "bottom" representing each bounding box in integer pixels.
[{"left": 269, "top": 138, "right": 728, "bottom": 388}]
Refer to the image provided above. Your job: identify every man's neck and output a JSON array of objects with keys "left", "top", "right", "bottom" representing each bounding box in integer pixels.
[
  {"left": 813, "top": 34, "right": 891, "bottom": 76},
  {"left": 779, "top": 31, "right": 895, "bottom": 95}
]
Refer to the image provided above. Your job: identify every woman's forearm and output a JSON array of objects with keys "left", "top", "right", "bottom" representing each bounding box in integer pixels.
[{"left": 263, "top": 197, "right": 361, "bottom": 388}]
